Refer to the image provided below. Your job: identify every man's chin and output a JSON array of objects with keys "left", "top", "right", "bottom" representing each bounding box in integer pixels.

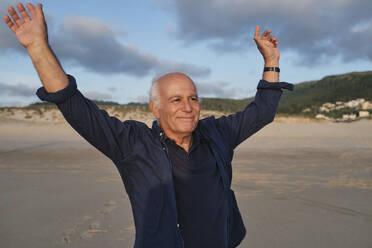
[{"left": 177, "top": 124, "right": 197, "bottom": 133}]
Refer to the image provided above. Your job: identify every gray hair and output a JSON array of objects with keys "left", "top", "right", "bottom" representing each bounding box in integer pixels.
[{"left": 149, "top": 74, "right": 162, "bottom": 109}]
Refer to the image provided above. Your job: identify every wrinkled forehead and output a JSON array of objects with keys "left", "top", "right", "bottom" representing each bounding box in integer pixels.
[{"left": 157, "top": 73, "right": 197, "bottom": 96}]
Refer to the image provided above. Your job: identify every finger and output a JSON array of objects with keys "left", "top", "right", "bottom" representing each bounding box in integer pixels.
[
  {"left": 268, "top": 35, "right": 276, "bottom": 42},
  {"left": 3, "top": 14, "right": 17, "bottom": 32},
  {"left": 254, "top": 25, "right": 260, "bottom": 40},
  {"left": 35, "top": 3, "right": 45, "bottom": 20},
  {"left": 8, "top": 6, "right": 23, "bottom": 26},
  {"left": 269, "top": 35, "right": 279, "bottom": 45},
  {"left": 17, "top": 3, "right": 31, "bottom": 22},
  {"left": 262, "top": 30, "right": 272, "bottom": 39},
  {"left": 25, "top": 3, "right": 36, "bottom": 18}
]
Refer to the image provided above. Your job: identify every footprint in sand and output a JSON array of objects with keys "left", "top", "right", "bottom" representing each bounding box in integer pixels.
[
  {"left": 57, "top": 227, "right": 76, "bottom": 245},
  {"left": 59, "top": 201, "right": 117, "bottom": 242},
  {"left": 80, "top": 220, "right": 108, "bottom": 239},
  {"left": 89, "top": 220, "right": 101, "bottom": 229},
  {"left": 100, "top": 200, "right": 117, "bottom": 215}
]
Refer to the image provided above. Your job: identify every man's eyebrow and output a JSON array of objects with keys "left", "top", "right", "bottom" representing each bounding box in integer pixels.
[{"left": 168, "top": 93, "right": 198, "bottom": 99}]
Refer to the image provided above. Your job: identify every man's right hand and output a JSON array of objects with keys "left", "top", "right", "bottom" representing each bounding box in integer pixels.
[
  {"left": 4, "top": 3, "right": 48, "bottom": 51},
  {"left": 4, "top": 2, "right": 68, "bottom": 93}
]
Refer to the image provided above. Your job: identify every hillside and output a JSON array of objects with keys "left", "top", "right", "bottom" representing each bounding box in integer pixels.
[
  {"left": 277, "top": 71, "right": 372, "bottom": 114},
  {"left": 201, "top": 71, "right": 372, "bottom": 121},
  {"left": 1, "top": 71, "right": 372, "bottom": 123}
]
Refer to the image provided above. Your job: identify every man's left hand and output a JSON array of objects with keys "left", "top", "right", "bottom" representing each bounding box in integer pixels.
[{"left": 254, "top": 25, "right": 280, "bottom": 66}]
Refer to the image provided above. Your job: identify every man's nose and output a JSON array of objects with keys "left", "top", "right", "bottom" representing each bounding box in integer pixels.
[{"left": 182, "top": 100, "right": 192, "bottom": 112}]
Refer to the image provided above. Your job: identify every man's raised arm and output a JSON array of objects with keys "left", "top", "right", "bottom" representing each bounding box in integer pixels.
[
  {"left": 4, "top": 3, "right": 68, "bottom": 93},
  {"left": 212, "top": 25, "right": 293, "bottom": 150},
  {"left": 3, "top": 3, "right": 140, "bottom": 163}
]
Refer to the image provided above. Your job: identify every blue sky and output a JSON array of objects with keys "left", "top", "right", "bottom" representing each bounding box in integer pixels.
[{"left": 1, "top": 0, "right": 372, "bottom": 107}]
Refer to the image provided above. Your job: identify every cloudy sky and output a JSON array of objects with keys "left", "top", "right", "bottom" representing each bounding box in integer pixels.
[{"left": 1, "top": 0, "right": 371, "bottom": 107}]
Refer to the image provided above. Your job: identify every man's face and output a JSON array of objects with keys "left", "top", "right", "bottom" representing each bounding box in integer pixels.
[{"left": 151, "top": 73, "right": 200, "bottom": 139}]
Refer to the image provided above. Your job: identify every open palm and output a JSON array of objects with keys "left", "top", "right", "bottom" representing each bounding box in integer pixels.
[{"left": 3, "top": 3, "right": 47, "bottom": 49}]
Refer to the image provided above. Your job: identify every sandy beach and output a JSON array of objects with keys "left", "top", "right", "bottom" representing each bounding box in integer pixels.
[{"left": 1, "top": 117, "right": 371, "bottom": 248}]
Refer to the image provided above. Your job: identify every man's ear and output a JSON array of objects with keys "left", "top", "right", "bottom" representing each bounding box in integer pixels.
[{"left": 149, "top": 101, "right": 160, "bottom": 119}]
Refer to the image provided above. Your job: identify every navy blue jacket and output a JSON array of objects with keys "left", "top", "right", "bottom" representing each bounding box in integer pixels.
[{"left": 36, "top": 75, "right": 293, "bottom": 248}]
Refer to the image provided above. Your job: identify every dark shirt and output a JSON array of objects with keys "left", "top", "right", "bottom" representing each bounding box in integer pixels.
[
  {"left": 36, "top": 75, "right": 294, "bottom": 248},
  {"left": 164, "top": 133, "right": 227, "bottom": 248}
]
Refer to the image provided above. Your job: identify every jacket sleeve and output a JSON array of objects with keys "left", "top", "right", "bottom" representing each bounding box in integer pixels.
[
  {"left": 36, "top": 74, "right": 140, "bottom": 163},
  {"left": 214, "top": 80, "right": 293, "bottom": 149}
]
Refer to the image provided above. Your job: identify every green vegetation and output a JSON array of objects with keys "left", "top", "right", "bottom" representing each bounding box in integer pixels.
[
  {"left": 91, "top": 100, "right": 121, "bottom": 106},
  {"left": 202, "top": 71, "right": 372, "bottom": 117},
  {"left": 325, "top": 108, "right": 359, "bottom": 119},
  {"left": 200, "top": 98, "right": 252, "bottom": 113},
  {"left": 25, "top": 99, "right": 150, "bottom": 113},
  {"left": 27, "top": 101, "right": 57, "bottom": 109},
  {"left": 1, "top": 71, "right": 371, "bottom": 119},
  {"left": 277, "top": 71, "right": 372, "bottom": 114}
]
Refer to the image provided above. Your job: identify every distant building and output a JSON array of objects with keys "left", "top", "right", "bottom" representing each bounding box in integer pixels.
[
  {"left": 310, "top": 99, "right": 372, "bottom": 121},
  {"left": 342, "top": 114, "right": 357, "bottom": 120},
  {"left": 319, "top": 106, "right": 330, "bottom": 112},
  {"left": 362, "top": 102, "right": 372, "bottom": 110},
  {"left": 359, "top": 111, "right": 370, "bottom": 118}
]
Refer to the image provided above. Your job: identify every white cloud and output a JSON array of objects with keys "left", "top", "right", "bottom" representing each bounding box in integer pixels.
[
  {"left": 0, "top": 81, "right": 36, "bottom": 97},
  {"left": 131, "top": 94, "right": 149, "bottom": 103},
  {"left": 0, "top": 0, "right": 25, "bottom": 54},
  {"left": 107, "top": 86, "right": 118, "bottom": 92},
  {"left": 1, "top": 11, "right": 211, "bottom": 78},
  {"left": 160, "top": 0, "right": 372, "bottom": 65},
  {"left": 51, "top": 16, "right": 211, "bottom": 78},
  {"left": 196, "top": 81, "right": 237, "bottom": 98},
  {"left": 83, "top": 91, "right": 113, "bottom": 101}
]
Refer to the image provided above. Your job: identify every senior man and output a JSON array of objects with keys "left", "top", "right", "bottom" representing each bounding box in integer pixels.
[{"left": 4, "top": 3, "right": 293, "bottom": 248}]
